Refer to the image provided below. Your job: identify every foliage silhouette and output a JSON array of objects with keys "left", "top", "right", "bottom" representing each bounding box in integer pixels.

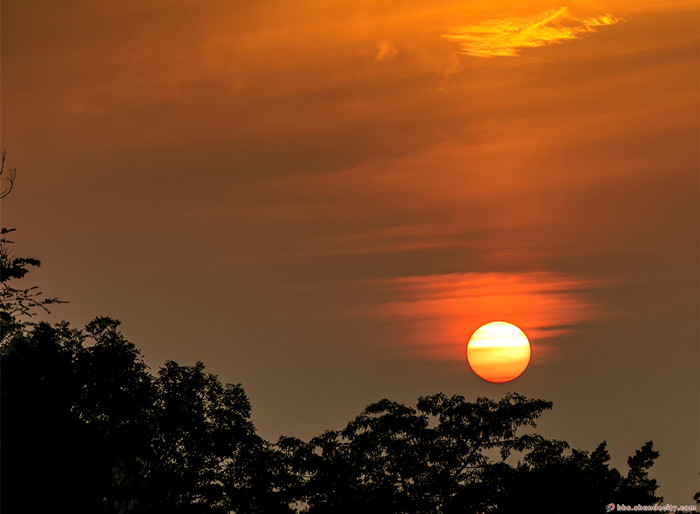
[
  {"left": 1, "top": 152, "right": 66, "bottom": 342},
  {"left": 1, "top": 318, "right": 293, "bottom": 513},
  {"left": 0, "top": 242, "right": 669, "bottom": 513},
  {"left": 0, "top": 283, "right": 669, "bottom": 513},
  {"left": 285, "top": 395, "right": 662, "bottom": 513}
]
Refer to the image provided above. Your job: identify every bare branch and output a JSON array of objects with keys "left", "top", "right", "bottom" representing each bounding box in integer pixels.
[{"left": 0, "top": 148, "right": 18, "bottom": 199}]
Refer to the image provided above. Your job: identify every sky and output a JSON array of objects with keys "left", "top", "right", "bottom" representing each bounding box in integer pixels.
[{"left": 2, "top": 0, "right": 698, "bottom": 503}]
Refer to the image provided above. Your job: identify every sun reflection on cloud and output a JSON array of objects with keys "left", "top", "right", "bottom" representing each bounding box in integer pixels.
[
  {"left": 442, "top": 7, "right": 620, "bottom": 58},
  {"left": 358, "top": 271, "right": 607, "bottom": 364}
]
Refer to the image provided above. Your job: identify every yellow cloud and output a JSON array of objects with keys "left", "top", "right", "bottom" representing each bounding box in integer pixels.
[{"left": 442, "top": 7, "right": 620, "bottom": 58}]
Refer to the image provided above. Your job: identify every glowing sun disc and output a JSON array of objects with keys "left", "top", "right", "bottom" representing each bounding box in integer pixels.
[{"left": 467, "top": 321, "right": 531, "bottom": 383}]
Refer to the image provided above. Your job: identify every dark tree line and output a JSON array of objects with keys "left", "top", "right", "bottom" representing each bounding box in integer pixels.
[
  {"left": 0, "top": 230, "right": 667, "bottom": 514},
  {"left": 0, "top": 160, "right": 675, "bottom": 513}
]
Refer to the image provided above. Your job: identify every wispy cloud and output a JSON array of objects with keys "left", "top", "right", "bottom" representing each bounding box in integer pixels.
[
  {"left": 375, "top": 40, "right": 398, "bottom": 62},
  {"left": 357, "top": 272, "right": 608, "bottom": 363},
  {"left": 442, "top": 7, "right": 620, "bottom": 58}
]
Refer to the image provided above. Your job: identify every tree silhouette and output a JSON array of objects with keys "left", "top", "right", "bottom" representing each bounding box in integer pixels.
[
  {"left": 0, "top": 249, "right": 668, "bottom": 513},
  {"left": 2, "top": 321, "right": 109, "bottom": 513},
  {"left": 1, "top": 152, "right": 65, "bottom": 343},
  {"left": 287, "top": 393, "right": 662, "bottom": 513},
  {"left": 0, "top": 149, "right": 17, "bottom": 199},
  {"left": 1, "top": 317, "right": 297, "bottom": 513},
  {"left": 0, "top": 156, "right": 668, "bottom": 512},
  {"left": 0, "top": 234, "right": 668, "bottom": 513},
  {"left": 487, "top": 438, "right": 663, "bottom": 513}
]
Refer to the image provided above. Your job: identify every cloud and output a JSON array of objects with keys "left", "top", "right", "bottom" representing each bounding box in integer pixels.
[
  {"left": 356, "top": 271, "right": 608, "bottom": 363},
  {"left": 442, "top": 7, "right": 620, "bottom": 57},
  {"left": 375, "top": 40, "right": 398, "bottom": 62}
]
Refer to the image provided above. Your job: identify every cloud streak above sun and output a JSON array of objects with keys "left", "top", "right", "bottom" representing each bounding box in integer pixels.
[{"left": 442, "top": 7, "right": 620, "bottom": 58}]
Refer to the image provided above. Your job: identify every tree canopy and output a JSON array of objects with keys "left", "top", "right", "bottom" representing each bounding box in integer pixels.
[{"left": 0, "top": 312, "right": 666, "bottom": 513}]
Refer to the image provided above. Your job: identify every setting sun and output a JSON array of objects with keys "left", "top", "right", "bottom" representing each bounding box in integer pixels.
[{"left": 467, "top": 322, "right": 531, "bottom": 383}]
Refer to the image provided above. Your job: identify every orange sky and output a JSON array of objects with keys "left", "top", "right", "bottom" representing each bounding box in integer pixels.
[{"left": 2, "top": 0, "right": 698, "bottom": 503}]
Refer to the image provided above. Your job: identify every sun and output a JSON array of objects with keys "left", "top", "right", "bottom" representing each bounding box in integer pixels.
[{"left": 467, "top": 321, "right": 531, "bottom": 383}]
